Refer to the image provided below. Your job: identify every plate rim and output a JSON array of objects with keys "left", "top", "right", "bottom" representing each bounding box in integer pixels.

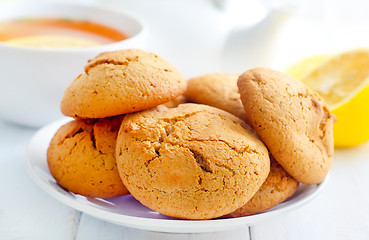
[{"left": 25, "top": 118, "right": 329, "bottom": 233}]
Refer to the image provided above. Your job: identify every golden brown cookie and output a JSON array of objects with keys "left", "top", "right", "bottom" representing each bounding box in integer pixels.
[
  {"left": 161, "top": 95, "right": 188, "bottom": 108},
  {"left": 115, "top": 103, "right": 270, "bottom": 220},
  {"left": 47, "top": 116, "right": 129, "bottom": 198},
  {"left": 225, "top": 158, "right": 299, "bottom": 217},
  {"left": 184, "top": 73, "right": 249, "bottom": 123},
  {"left": 238, "top": 67, "right": 335, "bottom": 184},
  {"left": 61, "top": 49, "right": 187, "bottom": 118}
]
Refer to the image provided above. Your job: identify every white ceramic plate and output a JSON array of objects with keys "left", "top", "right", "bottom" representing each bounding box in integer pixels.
[{"left": 25, "top": 118, "right": 329, "bottom": 233}]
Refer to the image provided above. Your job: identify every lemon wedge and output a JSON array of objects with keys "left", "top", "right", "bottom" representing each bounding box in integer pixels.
[
  {"left": 286, "top": 54, "right": 334, "bottom": 80},
  {"left": 287, "top": 49, "right": 369, "bottom": 148}
]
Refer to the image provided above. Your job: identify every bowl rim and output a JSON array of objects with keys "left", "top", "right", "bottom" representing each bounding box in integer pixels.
[{"left": 0, "top": 1, "right": 147, "bottom": 52}]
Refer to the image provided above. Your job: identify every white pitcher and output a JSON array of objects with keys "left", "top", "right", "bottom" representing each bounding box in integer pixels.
[{"left": 103, "top": 0, "right": 296, "bottom": 76}]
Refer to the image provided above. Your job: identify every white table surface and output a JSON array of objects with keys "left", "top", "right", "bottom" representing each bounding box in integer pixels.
[{"left": 1, "top": 0, "right": 369, "bottom": 239}]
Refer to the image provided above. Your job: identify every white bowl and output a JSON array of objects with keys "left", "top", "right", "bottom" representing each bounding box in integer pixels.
[{"left": 0, "top": 2, "right": 147, "bottom": 127}]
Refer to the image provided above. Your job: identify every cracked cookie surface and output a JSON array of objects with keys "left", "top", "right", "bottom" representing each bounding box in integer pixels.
[
  {"left": 238, "top": 67, "right": 335, "bottom": 184},
  {"left": 225, "top": 157, "right": 299, "bottom": 217},
  {"left": 115, "top": 103, "right": 270, "bottom": 219},
  {"left": 47, "top": 116, "right": 129, "bottom": 198},
  {"left": 61, "top": 49, "right": 187, "bottom": 118},
  {"left": 184, "top": 73, "right": 250, "bottom": 124}
]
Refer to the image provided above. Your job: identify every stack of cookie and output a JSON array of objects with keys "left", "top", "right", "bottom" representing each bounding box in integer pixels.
[
  {"left": 185, "top": 70, "right": 335, "bottom": 217},
  {"left": 47, "top": 49, "right": 335, "bottom": 220},
  {"left": 47, "top": 49, "right": 187, "bottom": 198}
]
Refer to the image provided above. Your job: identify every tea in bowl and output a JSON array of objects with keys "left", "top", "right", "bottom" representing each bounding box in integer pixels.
[{"left": 0, "top": 2, "right": 147, "bottom": 127}]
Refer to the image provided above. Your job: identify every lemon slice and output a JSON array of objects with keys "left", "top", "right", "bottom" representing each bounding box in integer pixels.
[
  {"left": 286, "top": 54, "right": 334, "bottom": 80},
  {"left": 288, "top": 50, "right": 369, "bottom": 148}
]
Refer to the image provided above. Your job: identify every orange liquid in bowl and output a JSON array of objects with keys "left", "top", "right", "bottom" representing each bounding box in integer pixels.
[{"left": 0, "top": 18, "right": 129, "bottom": 47}]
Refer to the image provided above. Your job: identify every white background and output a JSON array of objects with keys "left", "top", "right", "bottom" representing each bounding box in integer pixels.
[{"left": 1, "top": 0, "right": 369, "bottom": 239}]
